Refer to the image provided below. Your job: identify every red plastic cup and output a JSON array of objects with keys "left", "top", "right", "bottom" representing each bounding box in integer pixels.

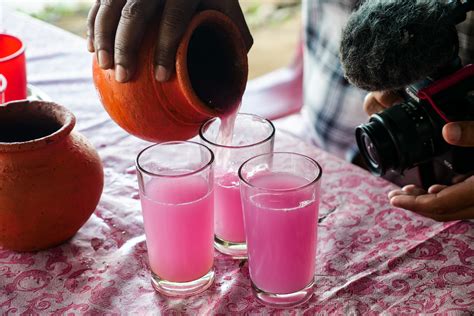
[
  {"left": 0, "top": 75, "right": 6, "bottom": 104},
  {"left": 0, "top": 34, "right": 27, "bottom": 102}
]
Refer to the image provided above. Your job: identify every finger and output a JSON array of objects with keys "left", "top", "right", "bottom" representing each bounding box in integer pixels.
[
  {"left": 364, "top": 91, "right": 403, "bottom": 116},
  {"left": 114, "top": 0, "right": 159, "bottom": 83},
  {"left": 363, "top": 92, "right": 385, "bottom": 116},
  {"left": 87, "top": 0, "right": 100, "bottom": 52},
  {"left": 364, "top": 92, "right": 385, "bottom": 116},
  {"left": 205, "top": 0, "right": 253, "bottom": 51},
  {"left": 401, "top": 184, "right": 426, "bottom": 195},
  {"left": 442, "top": 122, "right": 474, "bottom": 147},
  {"left": 428, "top": 184, "right": 448, "bottom": 194},
  {"left": 94, "top": 0, "right": 127, "bottom": 69},
  {"left": 155, "top": 0, "right": 200, "bottom": 82},
  {"left": 388, "top": 185, "right": 425, "bottom": 199},
  {"left": 390, "top": 176, "right": 474, "bottom": 215},
  {"left": 388, "top": 189, "right": 406, "bottom": 199},
  {"left": 374, "top": 90, "right": 403, "bottom": 107}
]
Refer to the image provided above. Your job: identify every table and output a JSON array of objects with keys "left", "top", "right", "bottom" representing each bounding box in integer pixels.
[{"left": 2, "top": 10, "right": 474, "bottom": 315}]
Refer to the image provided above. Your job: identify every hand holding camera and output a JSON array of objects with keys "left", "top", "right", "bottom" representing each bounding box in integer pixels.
[
  {"left": 365, "top": 92, "right": 474, "bottom": 148},
  {"left": 341, "top": 0, "right": 474, "bottom": 221},
  {"left": 364, "top": 91, "right": 474, "bottom": 222},
  {"left": 443, "top": 121, "right": 474, "bottom": 147}
]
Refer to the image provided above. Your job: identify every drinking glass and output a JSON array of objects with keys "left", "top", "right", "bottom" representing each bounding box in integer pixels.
[
  {"left": 239, "top": 152, "right": 322, "bottom": 307},
  {"left": 199, "top": 113, "right": 275, "bottom": 258},
  {"left": 0, "top": 33, "right": 27, "bottom": 102},
  {"left": 136, "top": 141, "right": 215, "bottom": 297}
]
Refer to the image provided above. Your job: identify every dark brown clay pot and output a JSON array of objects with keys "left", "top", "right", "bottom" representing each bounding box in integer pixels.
[
  {"left": 93, "top": 10, "right": 248, "bottom": 142},
  {"left": 0, "top": 100, "right": 104, "bottom": 251}
]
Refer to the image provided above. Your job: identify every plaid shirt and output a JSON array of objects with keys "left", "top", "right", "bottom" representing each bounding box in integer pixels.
[{"left": 303, "top": 0, "right": 474, "bottom": 160}]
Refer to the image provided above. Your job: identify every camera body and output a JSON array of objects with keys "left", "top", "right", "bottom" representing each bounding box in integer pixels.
[{"left": 356, "top": 61, "right": 474, "bottom": 188}]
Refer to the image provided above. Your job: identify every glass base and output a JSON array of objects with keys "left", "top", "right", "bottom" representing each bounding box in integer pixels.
[
  {"left": 251, "top": 279, "right": 314, "bottom": 308},
  {"left": 151, "top": 269, "right": 215, "bottom": 297},
  {"left": 214, "top": 235, "right": 247, "bottom": 259}
]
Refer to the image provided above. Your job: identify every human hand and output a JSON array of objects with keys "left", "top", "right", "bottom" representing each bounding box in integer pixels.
[
  {"left": 364, "top": 91, "right": 474, "bottom": 146},
  {"left": 388, "top": 176, "right": 474, "bottom": 222},
  {"left": 87, "top": 0, "right": 252, "bottom": 83},
  {"left": 442, "top": 121, "right": 474, "bottom": 147},
  {"left": 362, "top": 90, "right": 403, "bottom": 116},
  {"left": 388, "top": 122, "right": 474, "bottom": 221},
  {"left": 364, "top": 91, "right": 474, "bottom": 221}
]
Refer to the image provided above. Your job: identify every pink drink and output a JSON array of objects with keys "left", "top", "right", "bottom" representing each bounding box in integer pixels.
[
  {"left": 214, "top": 173, "right": 245, "bottom": 243},
  {"left": 140, "top": 175, "right": 214, "bottom": 283},
  {"left": 217, "top": 108, "right": 239, "bottom": 146},
  {"left": 243, "top": 172, "right": 318, "bottom": 294},
  {"left": 201, "top": 112, "right": 275, "bottom": 257},
  {"left": 214, "top": 106, "right": 246, "bottom": 243}
]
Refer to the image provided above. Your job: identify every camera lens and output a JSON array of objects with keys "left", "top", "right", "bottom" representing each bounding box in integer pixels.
[
  {"left": 356, "top": 118, "right": 399, "bottom": 175},
  {"left": 361, "top": 134, "right": 380, "bottom": 168},
  {"left": 356, "top": 101, "right": 447, "bottom": 176}
]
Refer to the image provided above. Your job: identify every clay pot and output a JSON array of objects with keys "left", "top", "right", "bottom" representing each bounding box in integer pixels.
[
  {"left": 93, "top": 10, "right": 248, "bottom": 142},
  {"left": 0, "top": 100, "right": 104, "bottom": 251}
]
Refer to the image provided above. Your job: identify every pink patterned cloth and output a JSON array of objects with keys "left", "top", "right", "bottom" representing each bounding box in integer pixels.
[{"left": 2, "top": 11, "right": 474, "bottom": 315}]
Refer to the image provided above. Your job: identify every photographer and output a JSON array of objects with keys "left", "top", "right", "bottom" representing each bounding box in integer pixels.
[
  {"left": 364, "top": 91, "right": 474, "bottom": 222},
  {"left": 362, "top": 8, "right": 474, "bottom": 222}
]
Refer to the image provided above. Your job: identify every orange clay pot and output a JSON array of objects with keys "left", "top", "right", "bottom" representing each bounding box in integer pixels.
[
  {"left": 93, "top": 10, "right": 248, "bottom": 142},
  {"left": 0, "top": 100, "right": 104, "bottom": 251}
]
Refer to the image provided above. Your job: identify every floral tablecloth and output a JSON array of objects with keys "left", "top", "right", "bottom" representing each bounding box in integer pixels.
[{"left": 1, "top": 10, "right": 473, "bottom": 315}]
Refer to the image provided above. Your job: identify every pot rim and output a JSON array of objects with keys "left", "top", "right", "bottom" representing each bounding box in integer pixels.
[
  {"left": 175, "top": 10, "right": 248, "bottom": 117},
  {"left": 0, "top": 100, "right": 76, "bottom": 153}
]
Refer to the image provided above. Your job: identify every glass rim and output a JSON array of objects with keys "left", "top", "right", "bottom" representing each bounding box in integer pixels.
[
  {"left": 136, "top": 141, "right": 214, "bottom": 178},
  {"left": 0, "top": 75, "right": 6, "bottom": 93},
  {"left": 238, "top": 152, "right": 323, "bottom": 192},
  {"left": 0, "top": 34, "right": 26, "bottom": 63},
  {"left": 199, "top": 113, "right": 275, "bottom": 149}
]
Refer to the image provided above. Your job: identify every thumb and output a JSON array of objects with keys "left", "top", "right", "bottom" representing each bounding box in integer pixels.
[
  {"left": 155, "top": 0, "right": 199, "bottom": 82},
  {"left": 443, "top": 122, "right": 474, "bottom": 147},
  {"left": 363, "top": 91, "right": 402, "bottom": 116}
]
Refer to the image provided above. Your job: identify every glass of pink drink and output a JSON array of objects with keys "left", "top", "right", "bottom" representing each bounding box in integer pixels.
[
  {"left": 239, "top": 152, "right": 322, "bottom": 307},
  {"left": 136, "top": 141, "right": 215, "bottom": 297},
  {"left": 200, "top": 114, "right": 275, "bottom": 258}
]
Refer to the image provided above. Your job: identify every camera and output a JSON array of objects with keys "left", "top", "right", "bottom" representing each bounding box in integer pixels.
[{"left": 355, "top": 59, "right": 474, "bottom": 188}]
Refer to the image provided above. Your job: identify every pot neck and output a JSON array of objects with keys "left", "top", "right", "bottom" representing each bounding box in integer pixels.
[
  {"left": 0, "top": 100, "right": 76, "bottom": 153},
  {"left": 173, "top": 10, "right": 248, "bottom": 118}
]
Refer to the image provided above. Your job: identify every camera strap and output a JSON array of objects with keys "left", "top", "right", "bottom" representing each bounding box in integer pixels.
[{"left": 417, "top": 64, "right": 474, "bottom": 123}]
